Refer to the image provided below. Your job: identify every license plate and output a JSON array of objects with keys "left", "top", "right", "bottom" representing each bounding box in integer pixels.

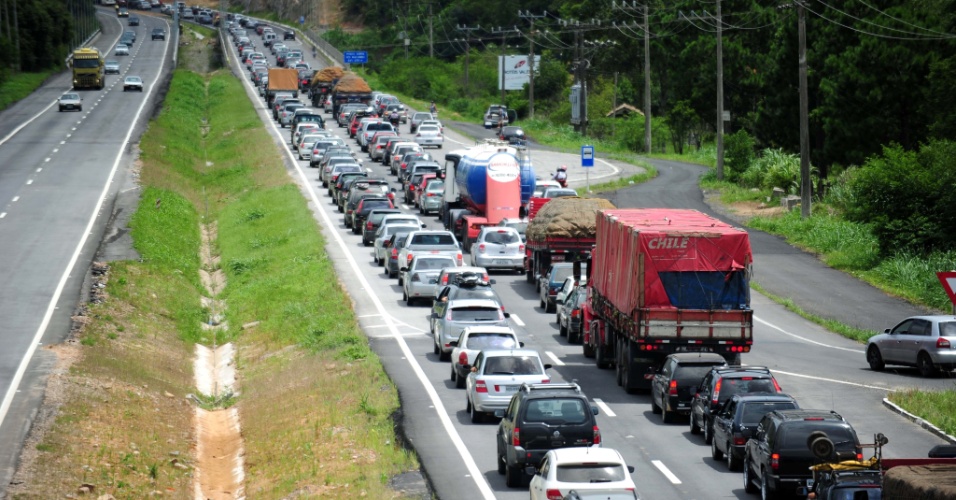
[
  {"left": 501, "top": 385, "right": 518, "bottom": 393},
  {"left": 493, "top": 259, "right": 511, "bottom": 265}
]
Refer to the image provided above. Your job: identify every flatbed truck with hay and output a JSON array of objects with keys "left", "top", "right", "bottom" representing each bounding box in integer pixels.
[
  {"left": 309, "top": 66, "right": 344, "bottom": 109},
  {"left": 329, "top": 73, "right": 373, "bottom": 116},
  {"left": 265, "top": 68, "right": 298, "bottom": 107}
]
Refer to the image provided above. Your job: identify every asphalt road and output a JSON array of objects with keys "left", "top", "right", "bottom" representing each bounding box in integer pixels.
[
  {"left": 227, "top": 25, "right": 953, "bottom": 500},
  {"left": 0, "top": 9, "right": 174, "bottom": 492}
]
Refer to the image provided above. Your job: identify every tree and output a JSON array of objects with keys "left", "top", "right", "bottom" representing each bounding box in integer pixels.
[{"left": 665, "top": 100, "right": 695, "bottom": 154}]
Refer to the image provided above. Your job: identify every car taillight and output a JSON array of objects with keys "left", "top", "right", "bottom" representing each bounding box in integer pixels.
[
  {"left": 592, "top": 425, "right": 602, "bottom": 445},
  {"left": 366, "top": 221, "right": 373, "bottom": 230},
  {"left": 478, "top": 244, "right": 485, "bottom": 253},
  {"left": 668, "top": 380, "right": 678, "bottom": 396},
  {"left": 458, "top": 352, "right": 468, "bottom": 365},
  {"left": 406, "top": 253, "right": 414, "bottom": 264},
  {"left": 770, "top": 453, "right": 780, "bottom": 470},
  {"left": 772, "top": 378, "right": 782, "bottom": 391},
  {"left": 475, "top": 380, "right": 487, "bottom": 393},
  {"left": 938, "top": 337, "right": 952, "bottom": 348},
  {"left": 571, "top": 309, "right": 580, "bottom": 318},
  {"left": 456, "top": 253, "right": 463, "bottom": 265},
  {"left": 856, "top": 452, "right": 863, "bottom": 460},
  {"left": 426, "top": 193, "right": 434, "bottom": 197},
  {"left": 519, "top": 244, "right": 525, "bottom": 252},
  {"left": 546, "top": 490, "right": 563, "bottom": 500},
  {"left": 713, "top": 379, "right": 722, "bottom": 405},
  {"left": 390, "top": 248, "right": 398, "bottom": 258},
  {"left": 733, "top": 435, "right": 747, "bottom": 446}
]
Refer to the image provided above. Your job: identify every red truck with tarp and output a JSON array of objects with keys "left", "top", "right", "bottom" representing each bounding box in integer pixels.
[
  {"left": 523, "top": 196, "right": 615, "bottom": 284},
  {"left": 584, "top": 208, "right": 754, "bottom": 392}
]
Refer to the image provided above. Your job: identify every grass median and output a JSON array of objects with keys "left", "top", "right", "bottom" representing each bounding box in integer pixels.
[{"left": 9, "top": 37, "right": 419, "bottom": 498}]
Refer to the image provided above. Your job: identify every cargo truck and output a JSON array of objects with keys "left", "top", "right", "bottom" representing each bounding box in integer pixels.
[
  {"left": 265, "top": 68, "right": 298, "bottom": 107},
  {"left": 309, "top": 66, "right": 344, "bottom": 108},
  {"left": 523, "top": 197, "right": 615, "bottom": 285},
  {"left": 440, "top": 140, "right": 535, "bottom": 252},
  {"left": 586, "top": 208, "right": 754, "bottom": 392},
  {"left": 329, "top": 73, "right": 373, "bottom": 116},
  {"left": 71, "top": 48, "right": 105, "bottom": 90}
]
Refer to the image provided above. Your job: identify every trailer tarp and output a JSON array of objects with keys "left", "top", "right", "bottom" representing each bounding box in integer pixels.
[
  {"left": 310, "top": 66, "right": 344, "bottom": 86},
  {"left": 267, "top": 68, "right": 299, "bottom": 92},
  {"left": 526, "top": 197, "right": 616, "bottom": 241},
  {"left": 332, "top": 73, "right": 372, "bottom": 93}
]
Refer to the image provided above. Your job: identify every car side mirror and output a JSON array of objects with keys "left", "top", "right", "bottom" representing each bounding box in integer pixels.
[
  {"left": 591, "top": 405, "right": 599, "bottom": 416},
  {"left": 449, "top": 341, "right": 458, "bottom": 347},
  {"left": 543, "top": 364, "right": 553, "bottom": 370},
  {"left": 489, "top": 279, "right": 496, "bottom": 285},
  {"left": 400, "top": 267, "right": 408, "bottom": 272},
  {"left": 421, "top": 223, "right": 427, "bottom": 228},
  {"left": 519, "top": 342, "right": 525, "bottom": 347},
  {"left": 525, "top": 466, "right": 538, "bottom": 476},
  {"left": 494, "top": 409, "right": 505, "bottom": 418},
  {"left": 627, "top": 465, "right": 636, "bottom": 474},
  {"left": 503, "top": 312, "right": 511, "bottom": 318}
]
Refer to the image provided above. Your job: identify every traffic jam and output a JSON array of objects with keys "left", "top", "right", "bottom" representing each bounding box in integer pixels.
[{"left": 226, "top": 17, "right": 956, "bottom": 500}]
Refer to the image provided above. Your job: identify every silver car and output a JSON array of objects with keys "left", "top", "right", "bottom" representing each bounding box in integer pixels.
[
  {"left": 449, "top": 326, "right": 522, "bottom": 388},
  {"left": 58, "top": 92, "right": 82, "bottom": 112},
  {"left": 430, "top": 298, "right": 510, "bottom": 361},
  {"left": 465, "top": 349, "right": 551, "bottom": 422},
  {"left": 866, "top": 315, "right": 956, "bottom": 377},
  {"left": 401, "top": 255, "right": 458, "bottom": 306},
  {"left": 374, "top": 223, "right": 421, "bottom": 266},
  {"left": 414, "top": 124, "right": 443, "bottom": 149},
  {"left": 471, "top": 227, "right": 524, "bottom": 272},
  {"left": 115, "top": 44, "right": 130, "bottom": 56},
  {"left": 104, "top": 59, "right": 121, "bottom": 74},
  {"left": 419, "top": 179, "right": 444, "bottom": 215}
]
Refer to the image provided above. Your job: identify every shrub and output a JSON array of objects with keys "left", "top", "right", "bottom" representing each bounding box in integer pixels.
[{"left": 724, "top": 130, "right": 756, "bottom": 182}]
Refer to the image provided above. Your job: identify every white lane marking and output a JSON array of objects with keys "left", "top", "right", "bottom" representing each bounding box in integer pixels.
[
  {"left": 235, "top": 37, "right": 496, "bottom": 500},
  {"left": 0, "top": 16, "right": 172, "bottom": 438},
  {"left": 11, "top": 196, "right": 19, "bottom": 202},
  {"left": 401, "top": 204, "right": 410, "bottom": 210},
  {"left": 52, "top": 148, "right": 58, "bottom": 153},
  {"left": 754, "top": 316, "right": 865, "bottom": 354},
  {"left": 510, "top": 314, "right": 525, "bottom": 327},
  {"left": 652, "top": 460, "right": 682, "bottom": 484},
  {"left": 60, "top": 141, "right": 66, "bottom": 145},
  {"left": 358, "top": 313, "right": 383, "bottom": 318},
  {"left": 545, "top": 351, "right": 565, "bottom": 366},
  {"left": 773, "top": 369, "right": 890, "bottom": 391},
  {"left": 25, "top": 179, "right": 33, "bottom": 185},
  {"left": 594, "top": 398, "right": 616, "bottom": 417},
  {"left": 0, "top": 100, "right": 58, "bottom": 147},
  {"left": 36, "top": 168, "right": 42, "bottom": 173},
  {"left": 44, "top": 158, "right": 50, "bottom": 163},
  {"left": 0, "top": 213, "right": 6, "bottom": 218}
]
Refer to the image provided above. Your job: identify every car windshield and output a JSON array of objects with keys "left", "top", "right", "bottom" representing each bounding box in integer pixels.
[
  {"left": 483, "top": 355, "right": 541, "bottom": 375},
  {"left": 414, "top": 257, "right": 456, "bottom": 271},
  {"left": 525, "top": 399, "right": 589, "bottom": 424},
  {"left": 740, "top": 402, "right": 798, "bottom": 425},
  {"left": 62, "top": 93, "right": 80, "bottom": 100},
  {"left": 451, "top": 306, "right": 501, "bottom": 322},
  {"left": 555, "top": 463, "right": 627, "bottom": 483},
  {"left": 465, "top": 334, "right": 518, "bottom": 350},
  {"left": 381, "top": 224, "right": 418, "bottom": 238}
]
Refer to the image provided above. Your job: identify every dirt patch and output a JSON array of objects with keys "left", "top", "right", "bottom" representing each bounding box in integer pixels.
[
  {"left": 195, "top": 408, "right": 244, "bottom": 499},
  {"left": 179, "top": 28, "right": 221, "bottom": 74},
  {"left": 703, "top": 190, "right": 787, "bottom": 225}
]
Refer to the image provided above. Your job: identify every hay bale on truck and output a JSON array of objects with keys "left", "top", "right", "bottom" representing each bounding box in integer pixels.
[
  {"left": 523, "top": 197, "right": 615, "bottom": 284},
  {"left": 330, "top": 73, "right": 373, "bottom": 115},
  {"left": 883, "top": 464, "right": 956, "bottom": 499},
  {"left": 309, "top": 67, "right": 345, "bottom": 107}
]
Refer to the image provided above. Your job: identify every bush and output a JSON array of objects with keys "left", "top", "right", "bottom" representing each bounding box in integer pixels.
[{"left": 724, "top": 130, "right": 755, "bottom": 182}]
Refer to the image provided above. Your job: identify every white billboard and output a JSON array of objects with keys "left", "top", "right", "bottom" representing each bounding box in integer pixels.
[{"left": 498, "top": 55, "right": 541, "bottom": 91}]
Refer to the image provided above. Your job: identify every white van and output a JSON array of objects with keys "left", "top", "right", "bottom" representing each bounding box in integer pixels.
[{"left": 263, "top": 32, "right": 277, "bottom": 46}]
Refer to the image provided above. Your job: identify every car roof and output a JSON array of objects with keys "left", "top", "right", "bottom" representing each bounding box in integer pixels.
[
  {"left": 666, "top": 352, "right": 728, "bottom": 363},
  {"left": 732, "top": 393, "right": 798, "bottom": 404},
  {"left": 447, "top": 298, "right": 503, "bottom": 308},
  {"left": 462, "top": 326, "right": 516, "bottom": 336},
  {"left": 480, "top": 348, "right": 541, "bottom": 358},
  {"left": 549, "top": 447, "right": 625, "bottom": 464}
]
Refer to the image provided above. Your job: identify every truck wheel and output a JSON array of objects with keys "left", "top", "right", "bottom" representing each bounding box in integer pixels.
[
  {"left": 582, "top": 341, "right": 595, "bottom": 358},
  {"left": 595, "top": 342, "right": 610, "bottom": 369},
  {"left": 525, "top": 266, "right": 534, "bottom": 284}
]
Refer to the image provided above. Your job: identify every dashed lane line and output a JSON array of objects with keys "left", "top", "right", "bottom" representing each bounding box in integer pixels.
[
  {"left": 652, "top": 460, "right": 682, "bottom": 484},
  {"left": 594, "top": 398, "right": 616, "bottom": 417}
]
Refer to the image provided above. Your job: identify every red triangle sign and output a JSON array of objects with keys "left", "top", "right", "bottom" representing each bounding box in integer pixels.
[{"left": 937, "top": 272, "right": 956, "bottom": 306}]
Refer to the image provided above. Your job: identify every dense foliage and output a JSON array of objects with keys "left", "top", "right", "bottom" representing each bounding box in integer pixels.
[{"left": 0, "top": 0, "right": 94, "bottom": 84}]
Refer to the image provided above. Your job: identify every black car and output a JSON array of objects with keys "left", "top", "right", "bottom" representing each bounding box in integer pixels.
[
  {"left": 710, "top": 393, "right": 799, "bottom": 471},
  {"left": 128, "top": 15, "right": 140, "bottom": 25},
  {"left": 495, "top": 382, "right": 601, "bottom": 488},
  {"left": 333, "top": 173, "right": 369, "bottom": 208},
  {"left": 650, "top": 353, "right": 727, "bottom": 423},
  {"left": 384, "top": 232, "right": 413, "bottom": 278},
  {"left": 361, "top": 208, "right": 403, "bottom": 246},
  {"left": 151, "top": 28, "right": 166, "bottom": 40},
  {"left": 498, "top": 126, "right": 526, "bottom": 145},
  {"left": 556, "top": 285, "right": 586, "bottom": 344},
  {"left": 283, "top": 30, "right": 295, "bottom": 40},
  {"left": 689, "top": 365, "right": 782, "bottom": 444},
  {"left": 803, "top": 466, "right": 882, "bottom": 500},
  {"left": 351, "top": 198, "right": 394, "bottom": 234},
  {"left": 744, "top": 410, "right": 862, "bottom": 499}
]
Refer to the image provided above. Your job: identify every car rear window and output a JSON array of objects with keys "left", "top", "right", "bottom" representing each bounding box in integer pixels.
[
  {"left": 361, "top": 200, "right": 392, "bottom": 210},
  {"left": 483, "top": 355, "right": 541, "bottom": 375},
  {"left": 740, "top": 402, "right": 798, "bottom": 425},
  {"left": 412, "top": 234, "right": 456, "bottom": 245},
  {"left": 451, "top": 306, "right": 502, "bottom": 322},
  {"left": 369, "top": 211, "right": 400, "bottom": 223},
  {"left": 414, "top": 257, "right": 456, "bottom": 271},
  {"left": 553, "top": 265, "right": 587, "bottom": 283},
  {"left": 555, "top": 463, "right": 627, "bottom": 483},
  {"left": 525, "top": 398, "right": 588, "bottom": 424},
  {"left": 941, "top": 321, "right": 956, "bottom": 336},
  {"left": 367, "top": 123, "right": 393, "bottom": 131},
  {"left": 483, "top": 230, "right": 520, "bottom": 244},
  {"left": 675, "top": 364, "right": 724, "bottom": 384},
  {"left": 780, "top": 424, "right": 856, "bottom": 450},
  {"left": 465, "top": 334, "right": 518, "bottom": 350},
  {"left": 717, "top": 377, "right": 777, "bottom": 400},
  {"left": 450, "top": 287, "right": 498, "bottom": 302}
]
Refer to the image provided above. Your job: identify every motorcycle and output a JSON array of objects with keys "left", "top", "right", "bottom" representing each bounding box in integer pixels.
[{"left": 388, "top": 112, "right": 401, "bottom": 127}]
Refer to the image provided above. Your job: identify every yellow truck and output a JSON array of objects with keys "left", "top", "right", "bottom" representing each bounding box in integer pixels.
[{"left": 71, "top": 48, "right": 105, "bottom": 90}]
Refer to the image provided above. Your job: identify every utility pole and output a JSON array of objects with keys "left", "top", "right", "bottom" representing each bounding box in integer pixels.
[
  {"left": 612, "top": 71, "right": 618, "bottom": 138},
  {"left": 716, "top": 0, "right": 725, "bottom": 180},
  {"left": 561, "top": 18, "right": 605, "bottom": 137},
  {"left": 493, "top": 26, "right": 521, "bottom": 106},
  {"left": 798, "top": 1, "right": 811, "bottom": 218},
  {"left": 456, "top": 24, "right": 480, "bottom": 96},
  {"left": 612, "top": 1, "right": 653, "bottom": 153},
  {"left": 519, "top": 10, "right": 546, "bottom": 119}
]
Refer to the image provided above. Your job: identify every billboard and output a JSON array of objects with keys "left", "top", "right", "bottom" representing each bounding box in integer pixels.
[{"left": 498, "top": 55, "right": 541, "bottom": 91}]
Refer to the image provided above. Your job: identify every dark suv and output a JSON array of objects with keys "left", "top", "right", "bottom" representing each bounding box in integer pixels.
[
  {"left": 495, "top": 383, "right": 600, "bottom": 488},
  {"left": 744, "top": 410, "right": 862, "bottom": 499},
  {"left": 651, "top": 353, "right": 727, "bottom": 423},
  {"left": 710, "top": 393, "right": 799, "bottom": 471},
  {"left": 689, "top": 366, "right": 781, "bottom": 444}
]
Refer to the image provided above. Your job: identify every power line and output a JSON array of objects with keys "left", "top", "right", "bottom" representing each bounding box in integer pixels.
[{"left": 814, "top": 0, "right": 956, "bottom": 39}]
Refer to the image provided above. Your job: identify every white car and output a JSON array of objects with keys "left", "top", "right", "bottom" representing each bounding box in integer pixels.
[
  {"left": 104, "top": 59, "right": 121, "bottom": 74},
  {"left": 115, "top": 44, "right": 130, "bottom": 56},
  {"left": 58, "top": 92, "right": 82, "bottom": 112},
  {"left": 470, "top": 227, "right": 524, "bottom": 272},
  {"left": 414, "top": 124, "right": 443, "bottom": 149},
  {"left": 528, "top": 448, "right": 639, "bottom": 500},
  {"left": 373, "top": 223, "right": 422, "bottom": 266},
  {"left": 449, "top": 326, "right": 521, "bottom": 388},
  {"left": 532, "top": 180, "right": 562, "bottom": 197},
  {"left": 465, "top": 348, "right": 550, "bottom": 422},
  {"left": 123, "top": 76, "right": 144, "bottom": 92}
]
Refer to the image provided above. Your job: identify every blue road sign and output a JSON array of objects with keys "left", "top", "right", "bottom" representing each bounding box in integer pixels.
[
  {"left": 344, "top": 51, "right": 369, "bottom": 64},
  {"left": 581, "top": 145, "right": 595, "bottom": 167}
]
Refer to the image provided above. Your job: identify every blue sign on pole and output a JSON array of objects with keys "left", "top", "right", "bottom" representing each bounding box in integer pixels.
[
  {"left": 343, "top": 51, "right": 369, "bottom": 64},
  {"left": 581, "top": 145, "right": 595, "bottom": 168},
  {"left": 299, "top": 16, "right": 305, "bottom": 25}
]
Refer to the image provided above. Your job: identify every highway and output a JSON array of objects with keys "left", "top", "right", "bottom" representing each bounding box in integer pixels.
[
  {"left": 0, "top": 8, "right": 174, "bottom": 491},
  {"left": 224, "top": 25, "right": 952, "bottom": 499}
]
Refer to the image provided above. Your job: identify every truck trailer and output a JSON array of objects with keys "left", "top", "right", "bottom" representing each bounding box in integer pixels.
[
  {"left": 309, "top": 66, "right": 344, "bottom": 108},
  {"left": 441, "top": 140, "right": 535, "bottom": 251},
  {"left": 71, "top": 48, "right": 105, "bottom": 90},
  {"left": 586, "top": 208, "right": 754, "bottom": 392},
  {"left": 329, "top": 73, "right": 373, "bottom": 116},
  {"left": 265, "top": 68, "right": 299, "bottom": 106},
  {"left": 523, "top": 196, "right": 615, "bottom": 285}
]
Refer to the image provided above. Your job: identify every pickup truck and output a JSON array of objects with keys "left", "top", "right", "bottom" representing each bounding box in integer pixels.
[{"left": 396, "top": 230, "right": 463, "bottom": 285}]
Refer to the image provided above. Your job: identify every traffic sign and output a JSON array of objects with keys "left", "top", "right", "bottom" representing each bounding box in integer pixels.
[
  {"left": 344, "top": 51, "right": 368, "bottom": 64},
  {"left": 581, "top": 145, "right": 594, "bottom": 168},
  {"left": 937, "top": 271, "right": 956, "bottom": 306}
]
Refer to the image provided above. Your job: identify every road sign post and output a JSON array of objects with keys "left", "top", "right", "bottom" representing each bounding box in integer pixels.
[
  {"left": 937, "top": 271, "right": 956, "bottom": 314},
  {"left": 581, "top": 145, "right": 594, "bottom": 193}
]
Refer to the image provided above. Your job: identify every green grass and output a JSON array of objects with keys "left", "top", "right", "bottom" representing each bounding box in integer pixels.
[
  {"left": 0, "top": 69, "right": 57, "bottom": 111},
  {"left": 888, "top": 388, "right": 956, "bottom": 437},
  {"left": 587, "top": 168, "right": 658, "bottom": 195}
]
